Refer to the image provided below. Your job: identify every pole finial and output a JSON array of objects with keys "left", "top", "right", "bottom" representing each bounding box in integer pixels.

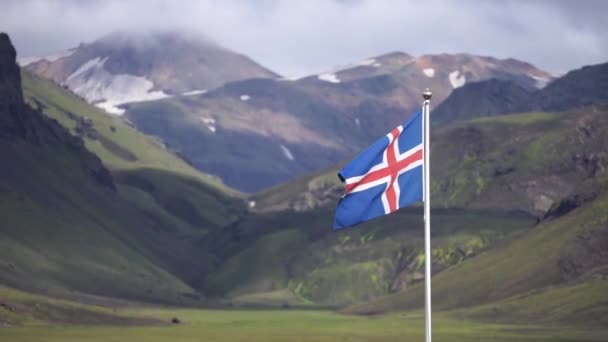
[{"left": 423, "top": 88, "right": 432, "bottom": 100}]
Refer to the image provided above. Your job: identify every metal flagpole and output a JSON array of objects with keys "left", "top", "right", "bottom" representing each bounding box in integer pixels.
[{"left": 422, "top": 88, "right": 432, "bottom": 342}]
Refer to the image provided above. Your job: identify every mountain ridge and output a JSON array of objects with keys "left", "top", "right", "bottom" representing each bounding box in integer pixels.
[
  {"left": 124, "top": 47, "right": 553, "bottom": 192},
  {"left": 432, "top": 61, "right": 608, "bottom": 126},
  {"left": 23, "top": 31, "right": 279, "bottom": 115}
]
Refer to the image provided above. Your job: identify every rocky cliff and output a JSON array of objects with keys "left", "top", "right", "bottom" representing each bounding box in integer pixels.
[{"left": 0, "top": 33, "right": 113, "bottom": 189}]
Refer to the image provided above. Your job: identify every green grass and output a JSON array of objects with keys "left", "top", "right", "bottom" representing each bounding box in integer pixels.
[
  {"left": 1, "top": 276, "right": 606, "bottom": 341},
  {"left": 231, "top": 289, "right": 315, "bottom": 308},
  {"left": 250, "top": 162, "right": 344, "bottom": 212},
  {"left": 472, "top": 111, "right": 559, "bottom": 125},
  {"left": 431, "top": 105, "right": 608, "bottom": 213},
  {"left": 347, "top": 193, "right": 608, "bottom": 317},
  {"left": 0, "top": 285, "right": 160, "bottom": 327},
  {"left": 259, "top": 106, "right": 608, "bottom": 217},
  {"left": 200, "top": 205, "right": 534, "bottom": 306},
  {"left": 2, "top": 307, "right": 607, "bottom": 342},
  {"left": 461, "top": 278, "right": 608, "bottom": 326},
  {"left": 0, "top": 143, "right": 197, "bottom": 303}
]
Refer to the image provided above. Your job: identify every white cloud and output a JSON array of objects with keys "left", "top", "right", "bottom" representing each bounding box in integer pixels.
[{"left": 2, "top": 0, "right": 607, "bottom": 77}]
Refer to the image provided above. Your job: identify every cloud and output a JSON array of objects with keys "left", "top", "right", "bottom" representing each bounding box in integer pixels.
[{"left": 2, "top": 0, "right": 607, "bottom": 77}]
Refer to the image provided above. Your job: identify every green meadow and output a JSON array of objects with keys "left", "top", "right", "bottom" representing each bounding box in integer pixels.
[
  {"left": 1, "top": 283, "right": 607, "bottom": 341},
  {"left": 3, "top": 308, "right": 608, "bottom": 342}
]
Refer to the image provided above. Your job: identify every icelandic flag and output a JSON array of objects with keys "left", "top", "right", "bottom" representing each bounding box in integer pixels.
[{"left": 334, "top": 109, "right": 423, "bottom": 229}]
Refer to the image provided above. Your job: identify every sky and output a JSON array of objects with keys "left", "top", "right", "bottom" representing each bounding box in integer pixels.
[{"left": 2, "top": 0, "right": 607, "bottom": 78}]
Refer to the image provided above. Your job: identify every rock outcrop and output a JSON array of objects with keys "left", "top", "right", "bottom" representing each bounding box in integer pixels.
[{"left": 0, "top": 32, "right": 114, "bottom": 190}]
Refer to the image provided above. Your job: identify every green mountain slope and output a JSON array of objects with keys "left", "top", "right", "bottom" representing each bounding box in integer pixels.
[
  {"left": 344, "top": 108, "right": 608, "bottom": 325},
  {"left": 431, "top": 107, "right": 608, "bottom": 216},
  {"left": 197, "top": 206, "right": 533, "bottom": 306},
  {"left": 347, "top": 192, "right": 608, "bottom": 327},
  {"left": 227, "top": 105, "right": 608, "bottom": 311},
  {"left": 0, "top": 284, "right": 163, "bottom": 326},
  {"left": 19, "top": 70, "right": 249, "bottom": 284},
  {"left": 254, "top": 106, "right": 608, "bottom": 218},
  {"left": 21, "top": 70, "right": 236, "bottom": 194},
  {"left": 1, "top": 33, "right": 247, "bottom": 304},
  {"left": 0, "top": 152, "right": 200, "bottom": 303}
]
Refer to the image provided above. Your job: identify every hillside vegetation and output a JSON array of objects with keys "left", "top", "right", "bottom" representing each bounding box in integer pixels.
[
  {"left": 227, "top": 105, "right": 608, "bottom": 316},
  {"left": 1, "top": 33, "right": 245, "bottom": 304},
  {"left": 345, "top": 108, "right": 608, "bottom": 326}
]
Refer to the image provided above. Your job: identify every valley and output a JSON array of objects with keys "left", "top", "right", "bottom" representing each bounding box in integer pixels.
[{"left": 1, "top": 25, "right": 608, "bottom": 342}]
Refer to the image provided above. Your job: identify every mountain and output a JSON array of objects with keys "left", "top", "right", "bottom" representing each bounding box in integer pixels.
[
  {"left": 232, "top": 104, "right": 608, "bottom": 316},
  {"left": 4, "top": 29, "right": 608, "bottom": 325},
  {"left": 3, "top": 30, "right": 552, "bottom": 308},
  {"left": 347, "top": 191, "right": 608, "bottom": 327},
  {"left": 431, "top": 79, "right": 534, "bottom": 126},
  {"left": 299, "top": 52, "right": 552, "bottom": 107},
  {"left": 22, "top": 31, "right": 278, "bottom": 115},
  {"left": 125, "top": 78, "right": 373, "bottom": 192},
  {"left": 532, "top": 61, "right": 608, "bottom": 111},
  {"left": 254, "top": 104, "right": 608, "bottom": 217},
  {"left": 432, "top": 61, "right": 608, "bottom": 126},
  {"left": 1, "top": 32, "right": 246, "bottom": 304},
  {"left": 124, "top": 52, "right": 552, "bottom": 192},
  {"left": 348, "top": 146, "right": 608, "bottom": 327},
  {"left": 4, "top": 34, "right": 538, "bottom": 310}
]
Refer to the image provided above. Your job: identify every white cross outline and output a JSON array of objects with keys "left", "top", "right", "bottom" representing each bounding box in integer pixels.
[{"left": 343, "top": 126, "right": 423, "bottom": 214}]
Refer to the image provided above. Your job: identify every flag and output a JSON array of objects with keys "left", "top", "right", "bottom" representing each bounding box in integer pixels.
[{"left": 333, "top": 109, "right": 423, "bottom": 229}]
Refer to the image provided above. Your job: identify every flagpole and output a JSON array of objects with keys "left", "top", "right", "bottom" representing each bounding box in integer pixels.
[{"left": 422, "top": 88, "right": 432, "bottom": 342}]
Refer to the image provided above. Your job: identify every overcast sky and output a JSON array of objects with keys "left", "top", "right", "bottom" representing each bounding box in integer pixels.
[{"left": 2, "top": 0, "right": 607, "bottom": 77}]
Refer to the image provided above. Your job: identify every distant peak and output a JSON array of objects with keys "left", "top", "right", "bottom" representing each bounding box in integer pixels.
[
  {"left": 94, "top": 30, "right": 220, "bottom": 49},
  {"left": 375, "top": 51, "right": 412, "bottom": 60}
]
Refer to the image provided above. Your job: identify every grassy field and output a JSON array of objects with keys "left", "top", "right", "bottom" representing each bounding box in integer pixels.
[
  {"left": 1, "top": 281, "right": 606, "bottom": 342},
  {"left": 1, "top": 308, "right": 607, "bottom": 342}
]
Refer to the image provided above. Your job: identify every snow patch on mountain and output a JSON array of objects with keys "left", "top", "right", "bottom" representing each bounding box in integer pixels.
[
  {"left": 532, "top": 75, "right": 551, "bottom": 89},
  {"left": 359, "top": 59, "right": 377, "bottom": 67},
  {"left": 183, "top": 89, "right": 207, "bottom": 96},
  {"left": 449, "top": 70, "right": 466, "bottom": 88},
  {"left": 318, "top": 73, "right": 341, "bottom": 83},
  {"left": 200, "top": 117, "right": 216, "bottom": 133},
  {"left": 96, "top": 102, "right": 126, "bottom": 115},
  {"left": 423, "top": 68, "right": 435, "bottom": 78},
  {"left": 240, "top": 94, "right": 251, "bottom": 101},
  {"left": 279, "top": 76, "right": 300, "bottom": 82},
  {"left": 280, "top": 144, "right": 295, "bottom": 161},
  {"left": 64, "top": 57, "right": 170, "bottom": 115},
  {"left": 322, "top": 58, "right": 383, "bottom": 75},
  {"left": 66, "top": 57, "right": 106, "bottom": 80}
]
